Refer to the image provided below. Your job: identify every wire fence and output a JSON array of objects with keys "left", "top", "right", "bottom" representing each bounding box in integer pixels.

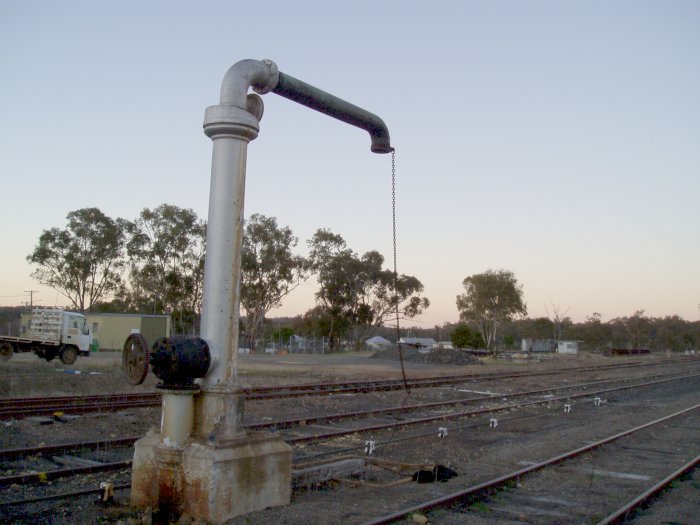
[{"left": 238, "top": 336, "right": 376, "bottom": 355}]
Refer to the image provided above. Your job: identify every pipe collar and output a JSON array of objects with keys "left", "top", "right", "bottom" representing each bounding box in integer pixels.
[{"left": 203, "top": 104, "right": 260, "bottom": 140}]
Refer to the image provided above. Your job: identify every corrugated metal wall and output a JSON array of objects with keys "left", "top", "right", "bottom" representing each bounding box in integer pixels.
[{"left": 86, "top": 314, "right": 171, "bottom": 351}]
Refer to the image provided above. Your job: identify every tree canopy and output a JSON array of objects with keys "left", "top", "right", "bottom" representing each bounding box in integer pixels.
[
  {"left": 308, "top": 228, "right": 429, "bottom": 348},
  {"left": 27, "top": 208, "right": 127, "bottom": 312},
  {"left": 125, "top": 204, "right": 206, "bottom": 332},
  {"left": 450, "top": 324, "right": 485, "bottom": 349},
  {"left": 240, "top": 214, "right": 307, "bottom": 352},
  {"left": 456, "top": 269, "right": 526, "bottom": 352},
  {"left": 27, "top": 208, "right": 433, "bottom": 347},
  {"left": 502, "top": 311, "right": 698, "bottom": 353}
]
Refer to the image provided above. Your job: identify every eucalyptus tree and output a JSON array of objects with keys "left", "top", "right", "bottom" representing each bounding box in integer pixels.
[
  {"left": 295, "top": 306, "right": 344, "bottom": 342},
  {"left": 656, "top": 315, "right": 695, "bottom": 352},
  {"left": 308, "top": 228, "right": 429, "bottom": 349},
  {"left": 240, "top": 214, "right": 307, "bottom": 352},
  {"left": 456, "top": 269, "right": 527, "bottom": 354},
  {"left": 577, "top": 312, "right": 611, "bottom": 352},
  {"left": 27, "top": 207, "right": 127, "bottom": 312},
  {"left": 306, "top": 229, "right": 355, "bottom": 348},
  {"left": 126, "top": 204, "right": 206, "bottom": 333},
  {"left": 545, "top": 302, "right": 573, "bottom": 341}
]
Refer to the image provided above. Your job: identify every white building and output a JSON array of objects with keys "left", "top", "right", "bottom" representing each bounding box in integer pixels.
[
  {"left": 522, "top": 339, "right": 580, "bottom": 355},
  {"left": 400, "top": 337, "right": 436, "bottom": 349},
  {"left": 365, "top": 336, "right": 392, "bottom": 349},
  {"left": 556, "top": 340, "right": 580, "bottom": 354}
]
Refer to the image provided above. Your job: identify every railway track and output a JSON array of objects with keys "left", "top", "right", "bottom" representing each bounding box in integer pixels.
[
  {"left": 281, "top": 372, "right": 700, "bottom": 452},
  {"left": 360, "top": 403, "right": 700, "bottom": 524},
  {"left": 2, "top": 372, "right": 697, "bottom": 488},
  {"left": 1, "top": 358, "right": 696, "bottom": 420},
  {"left": 1, "top": 371, "right": 697, "bottom": 524}
]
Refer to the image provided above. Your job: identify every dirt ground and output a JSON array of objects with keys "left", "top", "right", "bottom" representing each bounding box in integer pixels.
[
  {"left": 0, "top": 349, "right": 612, "bottom": 398},
  {"left": 1, "top": 351, "right": 698, "bottom": 524}
]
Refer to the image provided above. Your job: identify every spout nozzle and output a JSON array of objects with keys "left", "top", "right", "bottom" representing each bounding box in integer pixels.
[
  {"left": 371, "top": 144, "right": 394, "bottom": 154},
  {"left": 369, "top": 124, "right": 394, "bottom": 154}
]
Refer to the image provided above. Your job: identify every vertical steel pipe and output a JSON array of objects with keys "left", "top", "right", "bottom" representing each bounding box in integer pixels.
[
  {"left": 196, "top": 60, "right": 279, "bottom": 437},
  {"left": 197, "top": 58, "right": 392, "bottom": 437}
]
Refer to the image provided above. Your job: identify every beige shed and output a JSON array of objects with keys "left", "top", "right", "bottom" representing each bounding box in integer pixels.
[{"left": 85, "top": 313, "right": 171, "bottom": 351}]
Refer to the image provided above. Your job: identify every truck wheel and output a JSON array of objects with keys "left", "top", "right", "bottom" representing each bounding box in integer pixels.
[
  {"left": 59, "top": 346, "right": 79, "bottom": 365},
  {"left": 0, "top": 342, "right": 14, "bottom": 361}
]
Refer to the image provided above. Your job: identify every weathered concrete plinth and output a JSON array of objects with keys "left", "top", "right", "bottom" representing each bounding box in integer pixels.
[
  {"left": 131, "top": 430, "right": 292, "bottom": 524},
  {"left": 182, "top": 432, "right": 292, "bottom": 522}
]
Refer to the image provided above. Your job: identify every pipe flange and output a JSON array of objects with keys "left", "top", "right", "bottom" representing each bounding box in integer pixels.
[
  {"left": 203, "top": 104, "right": 261, "bottom": 140},
  {"left": 252, "top": 59, "right": 279, "bottom": 95}
]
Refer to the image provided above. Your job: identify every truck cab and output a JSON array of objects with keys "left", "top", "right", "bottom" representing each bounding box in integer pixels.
[{"left": 62, "top": 312, "right": 92, "bottom": 355}]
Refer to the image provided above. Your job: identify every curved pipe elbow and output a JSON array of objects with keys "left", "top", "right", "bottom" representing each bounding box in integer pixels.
[
  {"left": 365, "top": 115, "right": 394, "bottom": 154},
  {"left": 219, "top": 59, "right": 279, "bottom": 108}
]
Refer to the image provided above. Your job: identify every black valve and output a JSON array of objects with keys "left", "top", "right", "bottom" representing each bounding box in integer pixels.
[{"left": 150, "top": 337, "right": 211, "bottom": 389}]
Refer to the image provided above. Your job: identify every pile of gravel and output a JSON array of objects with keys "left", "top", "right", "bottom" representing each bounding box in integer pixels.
[{"left": 370, "top": 346, "right": 482, "bottom": 365}]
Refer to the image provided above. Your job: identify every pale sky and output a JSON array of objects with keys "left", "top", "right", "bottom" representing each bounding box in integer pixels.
[{"left": 1, "top": 1, "right": 699, "bottom": 327}]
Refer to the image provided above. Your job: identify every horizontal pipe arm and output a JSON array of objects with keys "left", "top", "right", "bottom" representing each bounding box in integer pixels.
[{"left": 272, "top": 72, "right": 393, "bottom": 154}]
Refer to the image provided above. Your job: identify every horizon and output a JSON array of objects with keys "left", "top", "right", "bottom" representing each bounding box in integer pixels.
[{"left": 2, "top": 1, "right": 698, "bottom": 326}]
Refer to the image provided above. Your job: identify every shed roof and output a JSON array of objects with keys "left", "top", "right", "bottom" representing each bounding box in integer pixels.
[{"left": 366, "top": 336, "right": 392, "bottom": 345}]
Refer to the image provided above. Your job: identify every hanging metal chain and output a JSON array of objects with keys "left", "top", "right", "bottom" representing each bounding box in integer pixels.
[{"left": 391, "top": 150, "right": 409, "bottom": 391}]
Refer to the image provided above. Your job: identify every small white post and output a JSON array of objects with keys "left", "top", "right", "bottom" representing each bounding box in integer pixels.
[{"left": 364, "top": 440, "right": 376, "bottom": 455}]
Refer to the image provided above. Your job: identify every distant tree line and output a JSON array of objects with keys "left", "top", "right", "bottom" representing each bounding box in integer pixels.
[
  {"left": 25, "top": 211, "right": 698, "bottom": 355},
  {"left": 389, "top": 312, "right": 698, "bottom": 355},
  {"left": 26, "top": 206, "right": 429, "bottom": 349},
  {"left": 450, "top": 269, "right": 698, "bottom": 354},
  {"left": 511, "top": 310, "right": 699, "bottom": 353}
]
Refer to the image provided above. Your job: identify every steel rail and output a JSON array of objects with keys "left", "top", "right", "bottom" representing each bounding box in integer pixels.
[
  {"left": 2, "top": 358, "right": 695, "bottom": 420},
  {"left": 595, "top": 453, "right": 700, "bottom": 525},
  {"left": 0, "top": 436, "right": 140, "bottom": 462},
  {"left": 0, "top": 366, "right": 604, "bottom": 409},
  {"left": 0, "top": 482, "right": 131, "bottom": 507},
  {"left": 359, "top": 403, "right": 700, "bottom": 525},
  {"left": 0, "top": 460, "right": 132, "bottom": 487},
  {"left": 2, "top": 355, "right": 691, "bottom": 411},
  {"left": 284, "top": 373, "right": 700, "bottom": 445},
  {"left": 247, "top": 371, "right": 687, "bottom": 431},
  {"left": 0, "top": 400, "right": 161, "bottom": 419},
  {"left": 4, "top": 408, "right": 698, "bottom": 513},
  {"left": 2, "top": 374, "right": 697, "bottom": 489},
  {"left": 2, "top": 372, "right": 698, "bottom": 466},
  {"left": 0, "top": 393, "right": 156, "bottom": 409}
]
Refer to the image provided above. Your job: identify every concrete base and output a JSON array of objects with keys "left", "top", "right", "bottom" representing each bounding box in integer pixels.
[{"left": 131, "top": 431, "right": 292, "bottom": 524}]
